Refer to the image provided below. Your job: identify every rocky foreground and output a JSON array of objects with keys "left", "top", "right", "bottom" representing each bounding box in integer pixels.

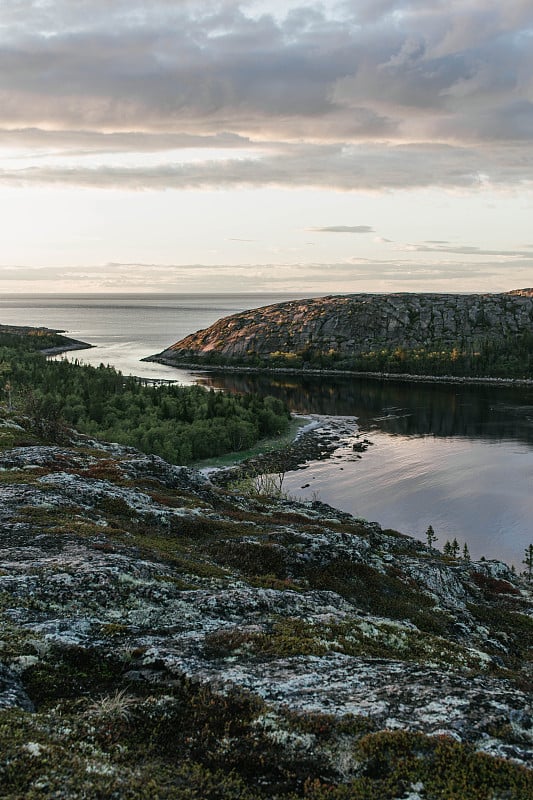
[
  {"left": 0, "top": 413, "right": 532, "bottom": 798},
  {"left": 153, "top": 290, "right": 533, "bottom": 370}
]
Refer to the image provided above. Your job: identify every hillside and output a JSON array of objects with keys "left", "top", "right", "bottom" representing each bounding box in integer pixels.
[
  {"left": 151, "top": 291, "right": 533, "bottom": 379},
  {"left": 0, "top": 407, "right": 532, "bottom": 797}
]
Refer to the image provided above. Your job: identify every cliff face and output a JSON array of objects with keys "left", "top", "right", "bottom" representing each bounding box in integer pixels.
[{"left": 157, "top": 292, "right": 533, "bottom": 364}]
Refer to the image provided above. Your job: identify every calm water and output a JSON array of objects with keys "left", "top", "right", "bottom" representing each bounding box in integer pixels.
[
  {"left": 198, "top": 374, "right": 533, "bottom": 568},
  {"left": 1, "top": 293, "right": 532, "bottom": 567},
  {"left": 0, "top": 293, "right": 298, "bottom": 383}
]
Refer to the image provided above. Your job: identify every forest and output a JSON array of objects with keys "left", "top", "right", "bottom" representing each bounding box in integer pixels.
[
  {"left": 188, "top": 331, "right": 533, "bottom": 379},
  {"left": 0, "top": 330, "right": 290, "bottom": 463}
]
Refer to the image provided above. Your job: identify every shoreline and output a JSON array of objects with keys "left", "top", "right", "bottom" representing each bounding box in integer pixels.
[
  {"left": 146, "top": 354, "right": 533, "bottom": 389},
  {"left": 41, "top": 339, "right": 94, "bottom": 356}
]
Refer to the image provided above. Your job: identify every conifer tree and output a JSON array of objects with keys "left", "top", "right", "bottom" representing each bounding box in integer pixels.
[
  {"left": 523, "top": 544, "right": 533, "bottom": 581},
  {"left": 425, "top": 525, "right": 437, "bottom": 548}
]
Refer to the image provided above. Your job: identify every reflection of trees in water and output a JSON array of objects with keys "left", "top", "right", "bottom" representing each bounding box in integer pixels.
[{"left": 196, "top": 373, "right": 533, "bottom": 443}]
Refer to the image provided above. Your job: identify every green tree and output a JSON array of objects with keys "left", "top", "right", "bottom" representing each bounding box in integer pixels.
[
  {"left": 523, "top": 544, "right": 533, "bottom": 580},
  {"left": 425, "top": 525, "right": 437, "bottom": 549}
]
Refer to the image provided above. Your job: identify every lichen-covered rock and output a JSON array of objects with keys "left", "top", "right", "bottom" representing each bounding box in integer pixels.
[
  {"left": 0, "top": 664, "right": 34, "bottom": 711},
  {"left": 0, "top": 426, "right": 531, "bottom": 797}
]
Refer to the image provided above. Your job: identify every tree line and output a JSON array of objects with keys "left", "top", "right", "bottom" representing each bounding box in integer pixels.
[{"left": 186, "top": 330, "right": 533, "bottom": 379}]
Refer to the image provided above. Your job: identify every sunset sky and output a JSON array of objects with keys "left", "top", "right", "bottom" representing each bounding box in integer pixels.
[{"left": 1, "top": 0, "right": 532, "bottom": 294}]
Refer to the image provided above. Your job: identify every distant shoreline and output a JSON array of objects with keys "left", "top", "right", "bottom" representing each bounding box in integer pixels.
[
  {"left": 41, "top": 342, "right": 94, "bottom": 356},
  {"left": 146, "top": 354, "right": 533, "bottom": 389}
]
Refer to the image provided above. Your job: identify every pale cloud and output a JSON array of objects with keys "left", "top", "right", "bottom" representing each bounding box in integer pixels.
[
  {"left": 405, "top": 243, "right": 533, "bottom": 258},
  {"left": 0, "top": 255, "right": 530, "bottom": 295},
  {"left": 310, "top": 225, "right": 374, "bottom": 233},
  {"left": 1, "top": 140, "right": 532, "bottom": 190}
]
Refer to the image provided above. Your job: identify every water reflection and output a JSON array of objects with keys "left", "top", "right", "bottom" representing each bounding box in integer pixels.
[
  {"left": 197, "top": 372, "right": 533, "bottom": 444},
  {"left": 196, "top": 371, "right": 533, "bottom": 566}
]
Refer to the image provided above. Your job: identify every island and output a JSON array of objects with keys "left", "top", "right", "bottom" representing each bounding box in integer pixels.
[{"left": 149, "top": 290, "right": 533, "bottom": 382}]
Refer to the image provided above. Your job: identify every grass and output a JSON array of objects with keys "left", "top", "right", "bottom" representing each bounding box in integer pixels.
[{"left": 192, "top": 415, "right": 310, "bottom": 468}]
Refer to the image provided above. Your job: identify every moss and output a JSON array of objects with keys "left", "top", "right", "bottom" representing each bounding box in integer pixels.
[
  {"left": 95, "top": 495, "right": 136, "bottom": 518},
  {"left": 284, "top": 709, "right": 377, "bottom": 740},
  {"left": 471, "top": 571, "right": 521, "bottom": 598},
  {"left": 0, "top": 679, "right": 530, "bottom": 799},
  {"left": 247, "top": 574, "right": 305, "bottom": 592},
  {"left": 0, "top": 468, "right": 46, "bottom": 484},
  {"left": 208, "top": 540, "right": 290, "bottom": 580},
  {"left": 467, "top": 603, "right": 533, "bottom": 679},
  {"left": 13, "top": 505, "right": 109, "bottom": 540},
  {"left": 352, "top": 730, "right": 533, "bottom": 800},
  {"left": 22, "top": 644, "right": 127, "bottom": 708},
  {"left": 203, "top": 616, "right": 487, "bottom": 671},
  {"left": 303, "top": 559, "right": 435, "bottom": 624}
]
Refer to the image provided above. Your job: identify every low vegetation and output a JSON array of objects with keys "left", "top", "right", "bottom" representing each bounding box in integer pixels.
[{"left": 173, "top": 330, "right": 533, "bottom": 380}]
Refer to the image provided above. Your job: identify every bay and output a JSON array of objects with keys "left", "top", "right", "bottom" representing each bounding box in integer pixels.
[
  {"left": 1, "top": 293, "right": 532, "bottom": 568},
  {"left": 0, "top": 293, "right": 297, "bottom": 383}
]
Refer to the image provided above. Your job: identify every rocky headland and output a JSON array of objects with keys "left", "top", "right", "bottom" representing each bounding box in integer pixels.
[
  {"left": 0, "top": 408, "right": 532, "bottom": 798},
  {"left": 150, "top": 291, "right": 533, "bottom": 383}
]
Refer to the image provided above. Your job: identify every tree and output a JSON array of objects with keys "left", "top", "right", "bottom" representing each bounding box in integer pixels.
[
  {"left": 462, "top": 543, "right": 471, "bottom": 561},
  {"left": 425, "top": 525, "right": 438, "bottom": 548},
  {"left": 523, "top": 544, "right": 533, "bottom": 581}
]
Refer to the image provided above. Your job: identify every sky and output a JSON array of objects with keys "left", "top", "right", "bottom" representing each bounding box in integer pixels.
[{"left": 0, "top": 0, "right": 532, "bottom": 294}]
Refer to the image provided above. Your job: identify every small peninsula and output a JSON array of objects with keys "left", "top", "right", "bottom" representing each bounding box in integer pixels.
[{"left": 150, "top": 290, "right": 533, "bottom": 381}]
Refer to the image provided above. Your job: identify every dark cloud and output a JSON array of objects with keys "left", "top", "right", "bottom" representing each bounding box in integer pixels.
[{"left": 0, "top": 1, "right": 532, "bottom": 190}]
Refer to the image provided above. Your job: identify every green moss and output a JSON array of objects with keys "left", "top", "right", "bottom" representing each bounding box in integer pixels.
[
  {"left": 13, "top": 505, "right": 109, "bottom": 540},
  {"left": 204, "top": 616, "right": 491, "bottom": 670},
  {"left": 467, "top": 603, "right": 533, "bottom": 677},
  {"left": 0, "top": 680, "right": 530, "bottom": 799},
  {"left": 209, "top": 540, "right": 290, "bottom": 580},
  {"left": 303, "top": 559, "right": 435, "bottom": 624},
  {"left": 23, "top": 644, "right": 127, "bottom": 707},
  {"left": 0, "top": 468, "right": 46, "bottom": 484}
]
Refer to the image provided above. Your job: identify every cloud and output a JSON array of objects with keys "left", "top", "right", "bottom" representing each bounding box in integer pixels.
[
  {"left": 0, "top": 0, "right": 531, "bottom": 192},
  {"left": 310, "top": 225, "right": 374, "bottom": 233},
  {"left": 406, "top": 243, "right": 533, "bottom": 258},
  {"left": 1, "top": 254, "right": 531, "bottom": 294},
  {"left": 1, "top": 140, "right": 532, "bottom": 191}
]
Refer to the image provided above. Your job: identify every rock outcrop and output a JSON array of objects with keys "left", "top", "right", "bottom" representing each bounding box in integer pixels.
[
  {"left": 153, "top": 291, "right": 533, "bottom": 367},
  {"left": 0, "top": 412, "right": 532, "bottom": 797}
]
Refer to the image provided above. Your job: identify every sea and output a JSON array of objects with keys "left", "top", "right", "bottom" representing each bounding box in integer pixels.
[{"left": 1, "top": 292, "right": 532, "bottom": 569}]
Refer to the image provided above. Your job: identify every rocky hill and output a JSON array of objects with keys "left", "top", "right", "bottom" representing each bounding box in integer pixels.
[
  {"left": 152, "top": 291, "right": 533, "bottom": 377},
  {"left": 0, "top": 410, "right": 532, "bottom": 798}
]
